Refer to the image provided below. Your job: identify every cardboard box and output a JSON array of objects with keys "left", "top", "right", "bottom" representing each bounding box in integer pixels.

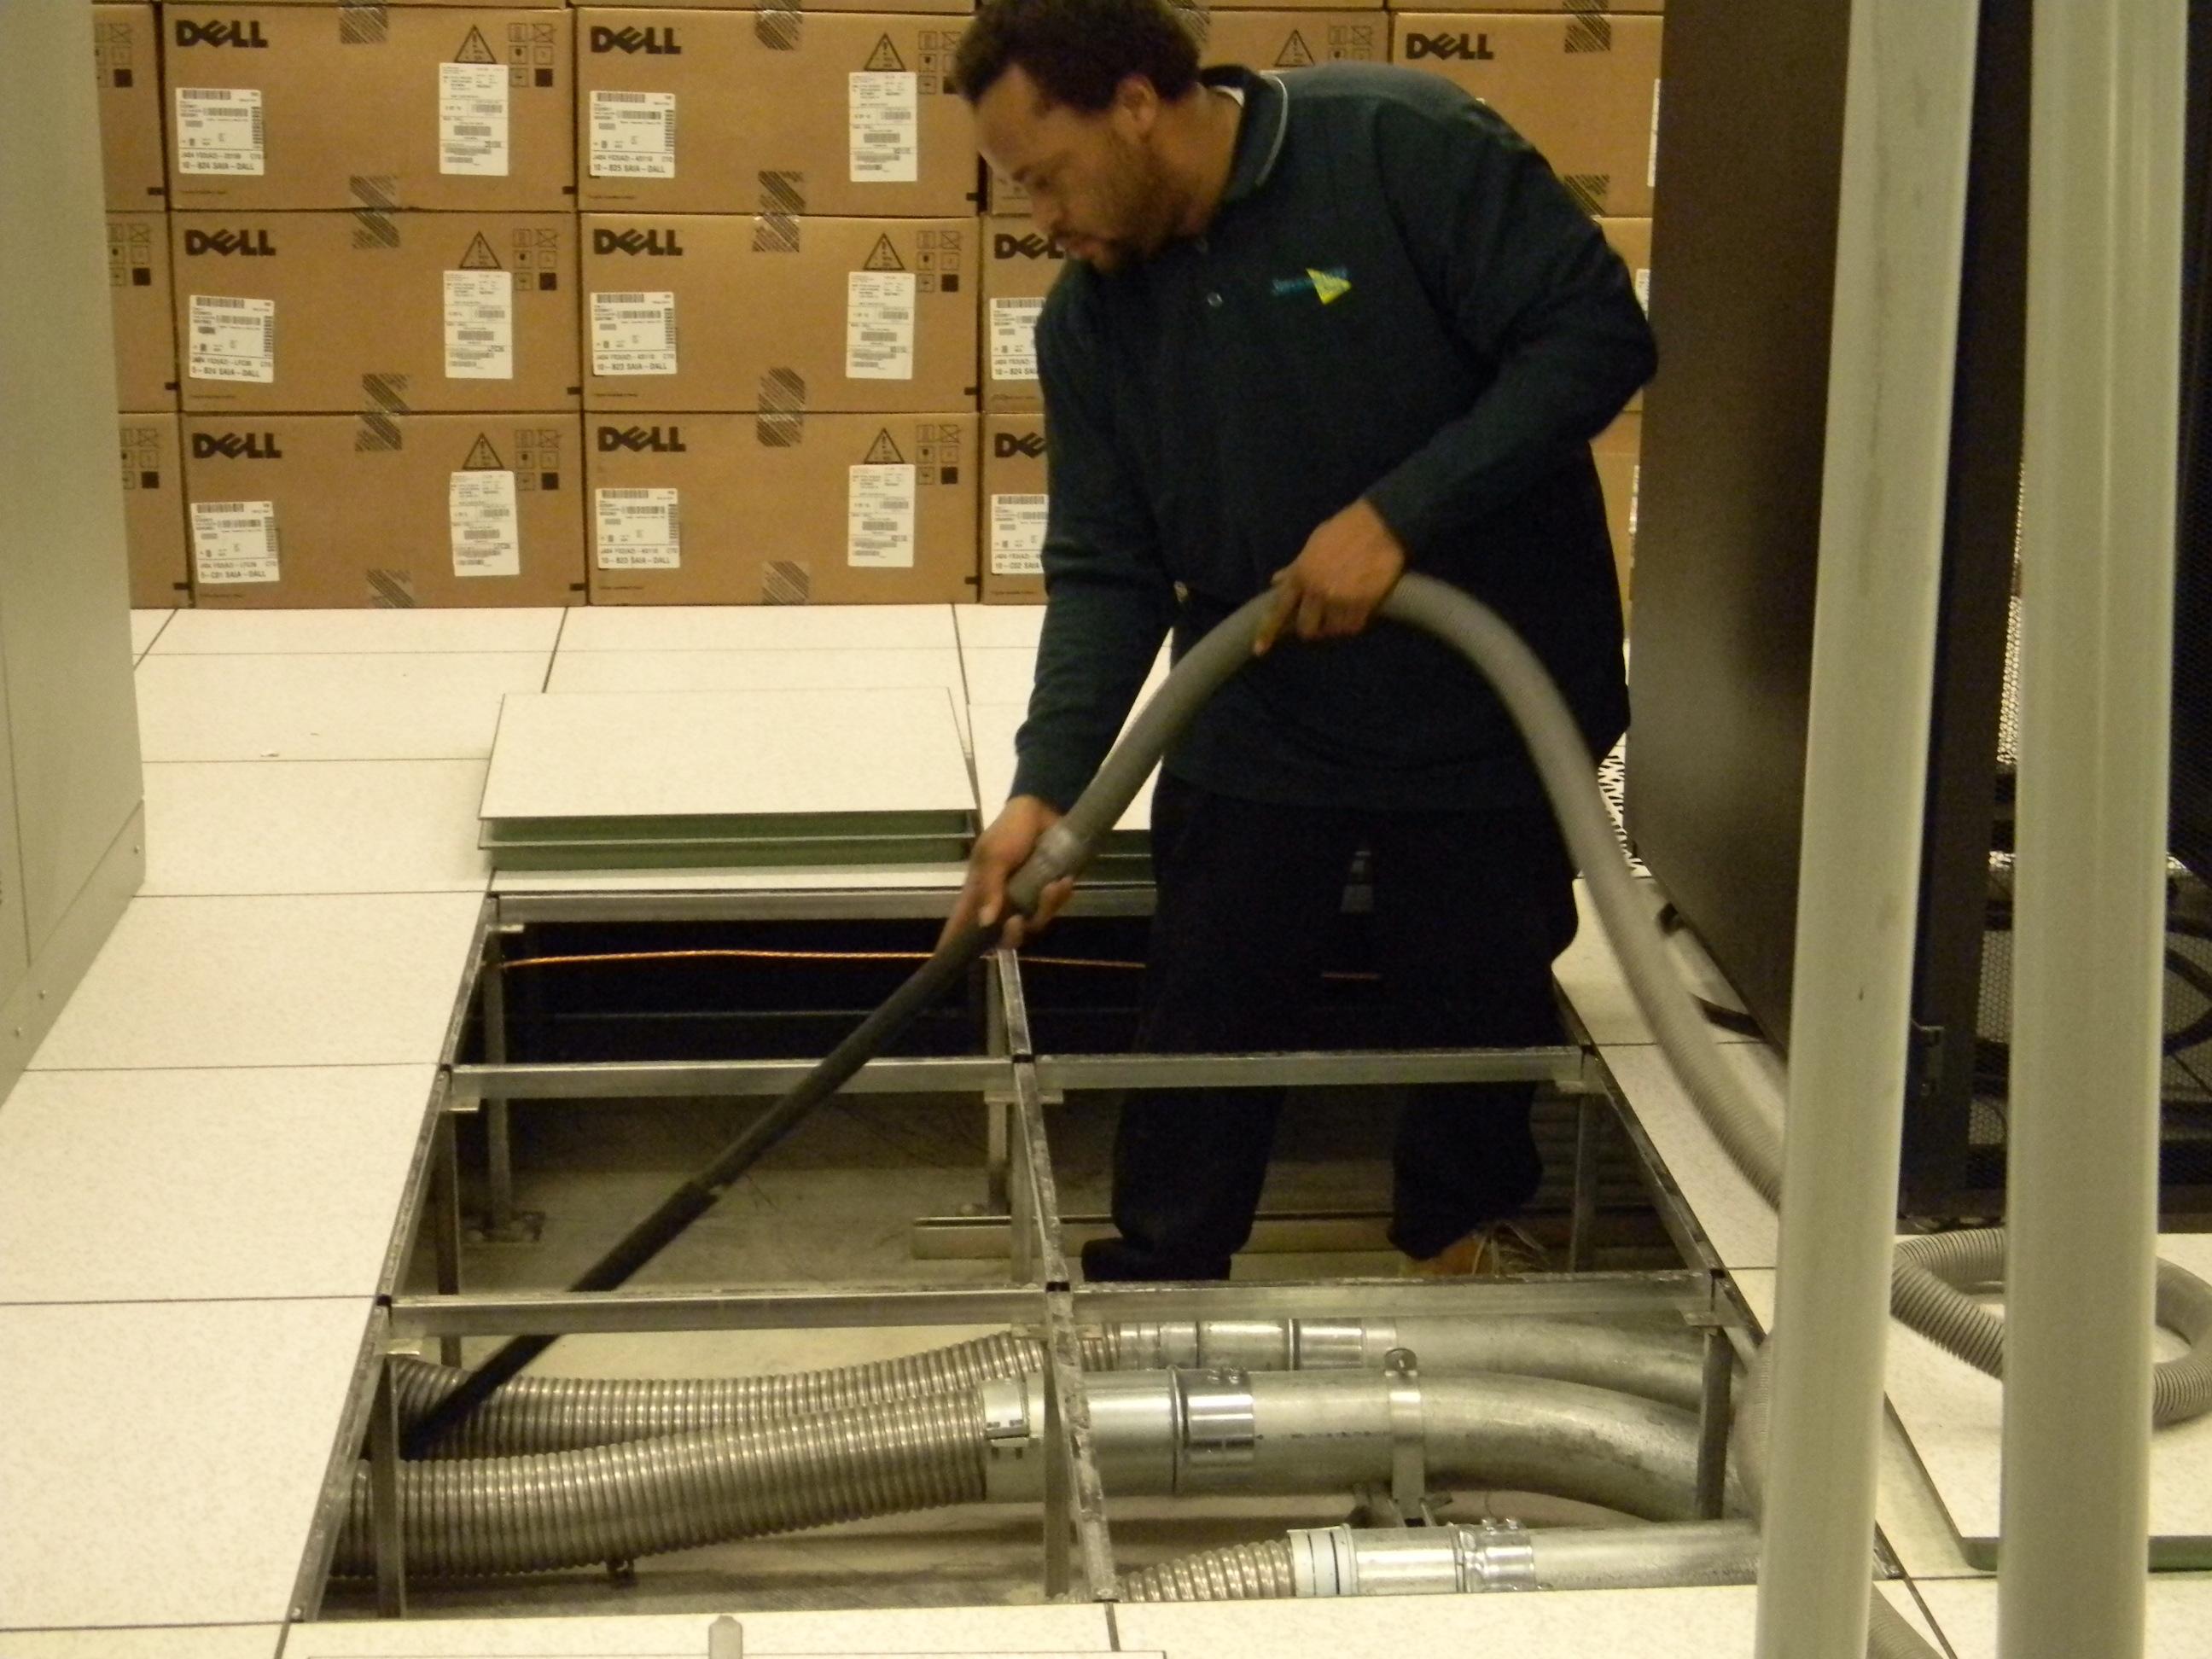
[
  {"left": 1598, "top": 214, "right": 1650, "bottom": 409},
  {"left": 981, "top": 228, "right": 1068, "bottom": 412},
  {"left": 981, "top": 414, "right": 1047, "bottom": 604},
  {"left": 109, "top": 213, "right": 180, "bottom": 410},
  {"left": 989, "top": 8, "right": 1385, "bottom": 216},
  {"left": 1449, "top": 0, "right": 1659, "bottom": 11},
  {"left": 172, "top": 211, "right": 581, "bottom": 414},
  {"left": 582, "top": 215, "right": 976, "bottom": 414},
  {"left": 119, "top": 415, "right": 192, "bottom": 608},
  {"left": 586, "top": 0, "right": 968, "bottom": 13},
  {"left": 576, "top": 11, "right": 978, "bottom": 218},
  {"left": 95, "top": 5, "right": 168, "bottom": 208},
  {"left": 163, "top": 7, "right": 574, "bottom": 212},
  {"left": 181, "top": 414, "right": 586, "bottom": 608},
  {"left": 1592, "top": 409, "right": 1639, "bottom": 607},
  {"left": 1393, "top": 14, "right": 1663, "bottom": 217},
  {"left": 585, "top": 412, "right": 980, "bottom": 605}
]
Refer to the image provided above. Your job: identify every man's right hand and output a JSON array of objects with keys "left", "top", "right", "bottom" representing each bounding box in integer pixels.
[{"left": 941, "top": 795, "right": 1078, "bottom": 952}]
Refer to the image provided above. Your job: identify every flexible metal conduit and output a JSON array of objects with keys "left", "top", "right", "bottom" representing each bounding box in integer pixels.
[
  {"left": 389, "top": 1318, "right": 1710, "bottom": 1458},
  {"left": 1122, "top": 1518, "right": 1762, "bottom": 1601},
  {"left": 336, "top": 1388, "right": 990, "bottom": 1580},
  {"left": 385, "top": 1332, "right": 1070, "bottom": 1460}
]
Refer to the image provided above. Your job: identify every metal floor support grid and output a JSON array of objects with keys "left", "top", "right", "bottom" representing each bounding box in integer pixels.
[{"left": 311, "top": 882, "right": 1756, "bottom": 1620}]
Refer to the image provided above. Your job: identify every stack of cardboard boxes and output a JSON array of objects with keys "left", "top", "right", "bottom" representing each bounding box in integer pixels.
[
  {"left": 574, "top": 3, "right": 982, "bottom": 603},
  {"left": 150, "top": 7, "right": 590, "bottom": 608},
  {"left": 92, "top": 0, "right": 1652, "bottom": 611}
]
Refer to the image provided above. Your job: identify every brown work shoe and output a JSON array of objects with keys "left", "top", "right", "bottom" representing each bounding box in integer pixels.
[{"left": 1402, "top": 1220, "right": 1551, "bottom": 1278}]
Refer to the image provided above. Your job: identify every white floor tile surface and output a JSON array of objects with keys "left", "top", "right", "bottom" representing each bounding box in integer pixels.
[
  {"left": 128, "top": 609, "right": 173, "bottom": 659},
  {"left": 0, "top": 1297, "right": 370, "bottom": 1628},
  {"left": 544, "top": 647, "right": 966, "bottom": 701},
  {"left": 1916, "top": 1575, "right": 2212, "bottom": 1657},
  {"left": 1601, "top": 1039, "right": 1789, "bottom": 1270},
  {"left": 0, "top": 1065, "right": 437, "bottom": 1302},
  {"left": 1878, "top": 1231, "right": 2212, "bottom": 1562},
  {"left": 135, "top": 654, "right": 550, "bottom": 762},
  {"left": 0, "top": 1628, "right": 282, "bottom": 1659},
  {"left": 557, "top": 604, "right": 956, "bottom": 654},
  {"left": 28, "top": 894, "right": 483, "bottom": 1071},
  {"left": 1731, "top": 1269, "right": 1990, "bottom": 1582},
  {"left": 149, "top": 608, "right": 564, "bottom": 656},
  {"left": 285, "top": 1604, "right": 1114, "bottom": 1655},
  {"left": 141, "top": 760, "right": 491, "bottom": 895},
  {"left": 953, "top": 602, "right": 1046, "bottom": 651},
  {"left": 479, "top": 688, "right": 977, "bottom": 823},
  {"left": 1114, "top": 1582, "right": 1940, "bottom": 1657}
]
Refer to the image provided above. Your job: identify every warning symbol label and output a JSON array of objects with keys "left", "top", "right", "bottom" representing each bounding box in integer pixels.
[
  {"left": 862, "top": 234, "right": 906, "bottom": 271},
  {"left": 458, "top": 233, "right": 504, "bottom": 271},
  {"left": 463, "top": 434, "right": 506, "bottom": 471},
  {"left": 1275, "top": 30, "right": 1315, "bottom": 67},
  {"left": 864, "top": 34, "right": 907, "bottom": 72},
  {"left": 456, "top": 26, "right": 498, "bottom": 64},
  {"left": 863, "top": 428, "right": 905, "bottom": 465}
]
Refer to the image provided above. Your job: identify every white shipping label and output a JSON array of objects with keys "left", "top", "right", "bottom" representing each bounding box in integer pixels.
[
  {"left": 174, "top": 87, "right": 264, "bottom": 176},
  {"left": 443, "top": 271, "right": 515, "bottom": 380},
  {"left": 990, "top": 492, "right": 1048, "bottom": 579},
  {"left": 989, "top": 297, "right": 1045, "bottom": 383},
  {"left": 591, "top": 90, "right": 677, "bottom": 179},
  {"left": 1630, "top": 463, "right": 1641, "bottom": 541},
  {"left": 595, "top": 487, "right": 681, "bottom": 570},
  {"left": 1649, "top": 80, "right": 1662, "bottom": 189},
  {"left": 449, "top": 470, "right": 521, "bottom": 579},
  {"left": 849, "top": 464, "right": 917, "bottom": 569},
  {"left": 1634, "top": 267, "right": 1650, "bottom": 311},
  {"left": 591, "top": 291, "right": 678, "bottom": 376},
  {"left": 187, "top": 295, "right": 275, "bottom": 383},
  {"left": 849, "top": 71, "right": 920, "bottom": 184},
  {"left": 847, "top": 271, "right": 917, "bottom": 381},
  {"left": 439, "top": 62, "right": 510, "bottom": 178},
  {"left": 190, "top": 499, "right": 280, "bottom": 585}
]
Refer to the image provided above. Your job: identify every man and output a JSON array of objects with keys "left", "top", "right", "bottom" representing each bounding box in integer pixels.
[{"left": 946, "top": 0, "right": 1654, "bottom": 1281}]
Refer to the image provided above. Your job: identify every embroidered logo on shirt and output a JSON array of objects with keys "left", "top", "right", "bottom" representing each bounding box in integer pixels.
[{"left": 1271, "top": 266, "right": 1351, "bottom": 305}]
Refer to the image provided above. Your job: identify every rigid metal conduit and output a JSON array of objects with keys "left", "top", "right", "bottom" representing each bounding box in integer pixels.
[
  {"left": 386, "top": 1317, "right": 1709, "bottom": 1459},
  {"left": 1121, "top": 1517, "right": 1762, "bottom": 1601},
  {"left": 338, "top": 1365, "right": 1724, "bottom": 1579}
]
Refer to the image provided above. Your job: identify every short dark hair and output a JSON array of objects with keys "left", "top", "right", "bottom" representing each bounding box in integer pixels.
[{"left": 953, "top": 0, "right": 1201, "bottom": 113}]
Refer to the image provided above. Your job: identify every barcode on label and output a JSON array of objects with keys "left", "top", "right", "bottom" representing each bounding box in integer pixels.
[
  {"left": 597, "top": 292, "right": 649, "bottom": 304},
  {"left": 599, "top": 488, "right": 659, "bottom": 498}
]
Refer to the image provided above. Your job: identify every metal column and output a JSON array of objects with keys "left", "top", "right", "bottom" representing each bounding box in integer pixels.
[
  {"left": 1999, "top": 3, "right": 2186, "bottom": 1653},
  {"left": 1752, "top": 5, "right": 1979, "bottom": 1656}
]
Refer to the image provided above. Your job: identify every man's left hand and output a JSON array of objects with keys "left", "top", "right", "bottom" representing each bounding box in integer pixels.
[{"left": 1254, "top": 498, "right": 1408, "bottom": 655}]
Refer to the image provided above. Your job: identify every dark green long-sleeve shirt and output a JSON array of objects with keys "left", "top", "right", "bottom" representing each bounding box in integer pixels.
[{"left": 1010, "top": 61, "right": 1655, "bottom": 815}]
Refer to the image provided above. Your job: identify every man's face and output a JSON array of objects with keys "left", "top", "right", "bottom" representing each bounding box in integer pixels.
[{"left": 974, "top": 65, "right": 1176, "bottom": 272}]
